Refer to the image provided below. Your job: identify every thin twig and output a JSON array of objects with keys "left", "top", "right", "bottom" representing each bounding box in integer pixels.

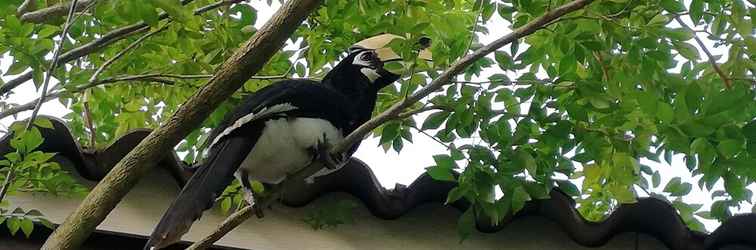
[
  {"left": 0, "top": 72, "right": 293, "bottom": 120},
  {"left": 454, "top": 79, "right": 553, "bottom": 85},
  {"left": 25, "top": 0, "right": 80, "bottom": 130},
  {"left": 89, "top": 24, "right": 172, "bottom": 83},
  {"left": 0, "top": 0, "right": 79, "bottom": 208},
  {"left": 673, "top": 16, "right": 732, "bottom": 89},
  {"left": 593, "top": 51, "right": 609, "bottom": 82},
  {"left": 464, "top": 0, "right": 484, "bottom": 56},
  {"left": 396, "top": 105, "right": 452, "bottom": 119},
  {"left": 410, "top": 125, "right": 452, "bottom": 150},
  {"left": 0, "top": 0, "right": 239, "bottom": 96},
  {"left": 0, "top": 164, "right": 15, "bottom": 204},
  {"left": 82, "top": 90, "right": 96, "bottom": 149}
]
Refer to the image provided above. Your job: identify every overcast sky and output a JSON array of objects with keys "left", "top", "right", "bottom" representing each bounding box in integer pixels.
[{"left": 1, "top": 0, "right": 753, "bottom": 232}]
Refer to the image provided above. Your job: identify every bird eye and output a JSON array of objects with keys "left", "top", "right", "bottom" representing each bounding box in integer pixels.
[{"left": 361, "top": 51, "right": 375, "bottom": 61}]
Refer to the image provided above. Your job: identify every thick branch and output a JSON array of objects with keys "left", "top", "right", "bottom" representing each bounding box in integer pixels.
[
  {"left": 40, "top": 0, "right": 322, "bottom": 249},
  {"left": 19, "top": 0, "right": 95, "bottom": 23},
  {"left": 673, "top": 16, "right": 732, "bottom": 89},
  {"left": 190, "top": 0, "right": 594, "bottom": 247},
  {"left": 0, "top": 0, "right": 239, "bottom": 96}
]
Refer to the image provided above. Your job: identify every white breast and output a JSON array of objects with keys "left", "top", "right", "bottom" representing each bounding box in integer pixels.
[{"left": 239, "top": 117, "right": 344, "bottom": 184}]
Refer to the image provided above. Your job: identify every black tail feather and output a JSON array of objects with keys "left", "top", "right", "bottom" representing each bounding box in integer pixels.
[{"left": 145, "top": 136, "right": 254, "bottom": 249}]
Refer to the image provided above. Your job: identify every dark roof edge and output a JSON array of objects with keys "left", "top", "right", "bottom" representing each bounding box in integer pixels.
[
  {"left": 0, "top": 221, "right": 245, "bottom": 250},
  {"left": 1, "top": 116, "right": 754, "bottom": 250}
]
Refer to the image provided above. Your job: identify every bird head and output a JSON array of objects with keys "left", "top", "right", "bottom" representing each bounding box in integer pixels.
[{"left": 323, "top": 34, "right": 432, "bottom": 92}]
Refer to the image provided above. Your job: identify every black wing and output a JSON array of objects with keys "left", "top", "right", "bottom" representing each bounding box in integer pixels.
[{"left": 145, "top": 79, "right": 355, "bottom": 249}]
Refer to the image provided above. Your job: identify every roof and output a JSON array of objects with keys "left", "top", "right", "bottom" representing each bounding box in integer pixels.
[{"left": 1, "top": 116, "right": 754, "bottom": 250}]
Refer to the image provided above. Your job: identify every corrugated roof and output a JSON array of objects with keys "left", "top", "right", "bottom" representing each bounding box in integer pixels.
[{"left": 1, "top": 116, "right": 754, "bottom": 250}]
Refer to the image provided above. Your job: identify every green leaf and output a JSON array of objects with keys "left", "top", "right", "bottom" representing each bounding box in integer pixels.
[
  {"left": 7, "top": 217, "right": 20, "bottom": 236},
  {"left": 660, "top": 0, "right": 686, "bottom": 13},
  {"left": 674, "top": 42, "right": 699, "bottom": 60},
  {"left": 494, "top": 52, "right": 514, "bottom": 71},
  {"left": 717, "top": 139, "right": 742, "bottom": 159},
  {"left": 511, "top": 186, "right": 530, "bottom": 212},
  {"left": 446, "top": 186, "right": 467, "bottom": 205},
  {"left": 664, "top": 177, "right": 692, "bottom": 196},
  {"left": 422, "top": 111, "right": 449, "bottom": 130},
  {"left": 23, "top": 127, "right": 45, "bottom": 152},
  {"left": 433, "top": 154, "right": 457, "bottom": 169},
  {"left": 522, "top": 181, "right": 550, "bottom": 199},
  {"left": 556, "top": 180, "right": 579, "bottom": 196},
  {"left": 724, "top": 173, "right": 745, "bottom": 201},
  {"left": 426, "top": 166, "right": 456, "bottom": 182},
  {"left": 152, "top": 0, "right": 194, "bottom": 25},
  {"left": 220, "top": 197, "right": 231, "bottom": 212},
  {"left": 513, "top": 149, "right": 537, "bottom": 174},
  {"left": 657, "top": 102, "right": 674, "bottom": 124},
  {"left": 559, "top": 54, "right": 577, "bottom": 76},
  {"left": 457, "top": 207, "right": 475, "bottom": 242},
  {"left": 663, "top": 28, "right": 694, "bottom": 41},
  {"left": 33, "top": 118, "right": 54, "bottom": 129},
  {"left": 652, "top": 171, "right": 661, "bottom": 188},
  {"left": 689, "top": 0, "right": 704, "bottom": 24},
  {"left": 20, "top": 218, "right": 33, "bottom": 237},
  {"left": 380, "top": 123, "right": 400, "bottom": 145}
]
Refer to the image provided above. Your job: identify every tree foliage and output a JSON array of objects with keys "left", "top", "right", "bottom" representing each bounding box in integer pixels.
[{"left": 0, "top": 0, "right": 754, "bottom": 239}]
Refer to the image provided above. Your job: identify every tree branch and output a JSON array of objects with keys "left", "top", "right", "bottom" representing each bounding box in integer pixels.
[
  {"left": 673, "top": 16, "right": 732, "bottom": 89},
  {"left": 25, "top": 0, "right": 80, "bottom": 130},
  {"left": 89, "top": 24, "right": 171, "bottom": 83},
  {"left": 0, "top": 72, "right": 295, "bottom": 120},
  {"left": 336, "top": 0, "right": 594, "bottom": 154},
  {"left": 82, "top": 90, "right": 96, "bottom": 149},
  {"left": 19, "top": 0, "right": 96, "bottom": 23},
  {"left": 40, "top": 0, "right": 322, "bottom": 249},
  {"left": 189, "top": 0, "right": 594, "bottom": 247},
  {"left": 0, "top": 0, "right": 238, "bottom": 96},
  {"left": 0, "top": 163, "right": 16, "bottom": 205},
  {"left": 16, "top": 0, "right": 36, "bottom": 17}
]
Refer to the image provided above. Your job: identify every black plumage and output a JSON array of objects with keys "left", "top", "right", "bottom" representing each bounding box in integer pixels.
[{"left": 145, "top": 48, "right": 399, "bottom": 249}]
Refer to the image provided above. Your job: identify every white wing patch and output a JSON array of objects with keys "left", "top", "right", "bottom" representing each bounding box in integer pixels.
[{"left": 208, "top": 103, "right": 297, "bottom": 149}]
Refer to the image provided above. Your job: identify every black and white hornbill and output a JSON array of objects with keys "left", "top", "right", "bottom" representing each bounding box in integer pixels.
[{"left": 145, "top": 34, "right": 431, "bottom": 249}]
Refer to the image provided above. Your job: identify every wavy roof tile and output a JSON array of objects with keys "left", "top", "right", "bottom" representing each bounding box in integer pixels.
[{"left": 1, "top": 116, "right": 754, "bottom": 250}]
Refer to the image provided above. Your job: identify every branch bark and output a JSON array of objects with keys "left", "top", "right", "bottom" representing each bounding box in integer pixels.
[
  {"left": 0, "top": 0, "right": 238, "bottom": 96},
  {"left": 19, "top": 0, "right": 95, "bottom": 23},
  {"left": 40, "top": 0, "right": 322, "bottom": 249},
  {"left": 190, "top": 0, "right": 594, "bottom": 247}
]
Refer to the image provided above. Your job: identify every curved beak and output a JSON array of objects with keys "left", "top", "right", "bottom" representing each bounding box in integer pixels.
[{"left": 350, "top": 34, "right": 433, "bottom": 63}]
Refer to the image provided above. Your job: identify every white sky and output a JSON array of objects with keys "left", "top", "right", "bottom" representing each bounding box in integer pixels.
[{"left": 0, "top": 0, "right": 753, "bottom": 232}]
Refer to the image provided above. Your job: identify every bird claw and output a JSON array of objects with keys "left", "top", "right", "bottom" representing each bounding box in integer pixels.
[
  {"left": 314, "top": 133, "right": 346, "bottom": 170},
  {"left": 242, "top": 191, "right": 265, "bottom": 218}
]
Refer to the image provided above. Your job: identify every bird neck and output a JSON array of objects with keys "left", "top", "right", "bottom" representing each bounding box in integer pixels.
[{"left": 321, "top": 70, "right": 379, "bottom": 126}]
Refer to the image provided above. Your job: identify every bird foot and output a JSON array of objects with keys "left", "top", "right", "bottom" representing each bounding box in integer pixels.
[
  {"left": 313, "top": 133, "right": 346, "bottom": 170},
  {"left": 242, "top": 190, "right": 265, "bottom": 218}
]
